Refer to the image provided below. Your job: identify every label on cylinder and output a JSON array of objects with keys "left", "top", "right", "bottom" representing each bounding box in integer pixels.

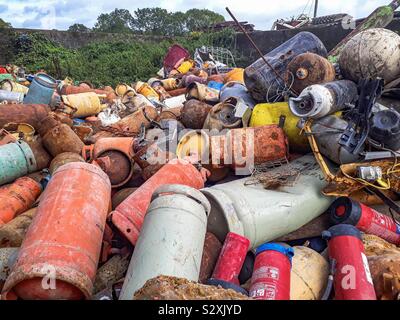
[{"left": 250, "top": 283, "right": 277, "bottom": 300}]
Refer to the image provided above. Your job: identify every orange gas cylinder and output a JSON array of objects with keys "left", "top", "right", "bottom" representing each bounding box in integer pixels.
[
  {"left": 0, "top": 177, "right": 42, "bottom": 226},
  {"left": 1, "top": 162, "right": 111, "bottom": 300},
  {"left": 110, "top": 159, "right": 205, "bottom": 246}
]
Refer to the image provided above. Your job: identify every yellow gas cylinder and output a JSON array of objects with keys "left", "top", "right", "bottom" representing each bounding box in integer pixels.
[
  {"left": 250, "top": 102, "right": 310, "bottom": 153},
  {"left": 290, "top": 246, "right": 329, "bottom": 300},
  {"left": 224, "top": 68, "right": 245, "bottom": 84},
  {"left": 177, "top": 60, "right": 195, "bottom": 75},
  {"left": 176, "top": 130, "right": 229, "bottom": 182},
  {"left": 135, "top": 82, "right": 159, "bottom": 101},
  {"left": 62, "top": 92, "right": 107, "bottom": 118},
  {"left": 115, "top": 84, "right": 136, "bottom": 97}
]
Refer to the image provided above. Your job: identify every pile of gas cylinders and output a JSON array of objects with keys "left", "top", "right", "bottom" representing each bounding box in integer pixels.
[{"left": 1, "top": 26, "right": 400, "bottom": 301}]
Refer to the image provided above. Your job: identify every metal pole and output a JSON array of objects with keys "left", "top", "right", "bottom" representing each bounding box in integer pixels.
[{"left": 314, "top": 0, "right": 319, "bottom": 18}]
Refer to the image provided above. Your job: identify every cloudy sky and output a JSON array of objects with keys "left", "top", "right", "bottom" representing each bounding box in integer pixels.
[{"left": 0, "top": 0, "right": 392, "bottom": 31}]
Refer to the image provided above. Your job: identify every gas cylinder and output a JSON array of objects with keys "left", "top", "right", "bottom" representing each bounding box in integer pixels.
[
  {"left": 311, "top": 115, "right": 363, "bottom": 165},
  {"left": 26, "top": 136, "right": 51, "bottom": 171},
  {"left": 180, "top": 99, "right": 212, "bottom": 129},
  {"left": 202, "top": 155, "right": 333, "bottom": 249},
  {"left": 245, "top": 32, "right": 328, "bottom": 102},
  {"left": 0, "top": 177, "right": 42, "bottom": 226},
  {"left": 186, "top": 82, "right": 219, "bottom": 103},
  {"left": 84, "top": 137, "right": 136, "bottom": 188},
  {"left": 110, "top": 159, "right": 205, "bottom": 246},
  {"left": 290, "top": 246, "right": 329, "bottom": 300},
  {"left": 176, "top": 60, "right": 195, "bottom": 75},
  {"left": 149, "top": 80, "right": 171, "bottom": 101},
  {"left": 161, "top": 78, "right": 181, "bottom": 91},
  {"left": 219, "top": 82, "right": 256, "bottom": 109},
  {"left": 209, "top": 125, "right": 288, "bottom": 173},
  {"left": 322, "top": 224, "right": 377, "bottom": 300},
  {"left": 111, "top": 106, "right": 158, "bottom": 135},
  {"left": 0, "top": 141, "right": 37, "bottom": 186},
  {"left": 369, "top": 109, "right": 400, "bottom": 150},
  {"left": 203, "top": 99, "right": 242, "bottom": 131},
  {"left": 286, "top": 52, "right": 336, "bottom": 94},
  {"left": 339, "top": 28, "right": 400, "bottom": 83},
  {"left": 1, "top": 162, "right": 112, "bottom": 300},
  {"left": 289, "top": 80, "right": 358, "bottom": 119},
  {"left": 59, "top": 84, "right": 110, "bottom": 96},
  {"left": 49, "top": 152, "right": 85, "bottom": 175},
  {"left": 0, "top": 207, "right": 37, "bottom": 248},
  {"left": 249, "top": 102, "right": 310, "bottom": 153},
  {"left": 0, "top": 89, "right": 24, "bottom": 103},
  {"left": 134, "top": 82, "right": 159, "bottom": 101},
  {"left": 329, "top": 197, "right": 400, "bottom": 246},
  {"left": 115, "top": 84, "right": 135, "bottom": 97},
  {"left": 119, "top": 184, "right": 210, "bottom": 300},
  {"left": 24, "top": 73, "right": 57, "bottom": 105},
  {"left": 62, "top": 92, "right": 107, "bottom": 118},
  {"left": 199, "top": 232, "right": 222, "bottom": 283},
  {"left": 249, "top": 243, "right": 294, "bottom": 300},
  {"left": 167, "top": 87, "right": 186, "bottom": 97},
  {"left": 111, "top": 188, "right": 137, "bottom": 210},
  {"left": 182, "top": 74, "right": 208, "bottom": 87},
  {"left": 0, "top": 104, "right": 50, "bottom": 131},
  {"left": 0, "top": 80, "right": 29, "bottom": 94},
  {"left": 208, "top": 233, "right": 250, "bottom": 294},
  {"left": 224, "top": 68, "right": 245, "bottom": 84},
  {"left": 39, "top": 114, "right": 84, "bottom": 157}
]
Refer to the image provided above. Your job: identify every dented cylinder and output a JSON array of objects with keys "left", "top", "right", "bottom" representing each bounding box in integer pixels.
[
  {"left": 289, "top": 80, "right": 358, "bottom": 119},
  {"left": 0, "top": 141, "right": 37, "bottom": 186},
  {"left": 0, "top": 177, "right": 42, "bottom": 226},
  {"left": 62, "top": 92, "right": 107, "bottom": 118},
  {"left": 39, "top": 115, "right": 85, "bottom": 157},
  {"left": 110, "top": 159, "right": 205, "bottom": 246},
  {"left": 286, "top": 52, "right": 336, "bottom": 94},
  {"left": 0, "top": 104, "right": 50, "bottom": 131},
  {"left": 203, "top": 99, "right": 242, "bottom": 131},
  {"left": 186, "top": 82, "right": 219, "bottom": 103},
  {"left": 111, "top": 106, "right": 158, "bottom": 135},
  {"left": 0, "top": 89, "right": 24, "bottom": 103},
  {"left": 1, "top": 162, "right": 112, "bottom": 300},
  {"left": 0, "top": 208, "right": 37, "bottom": 248},
  {"left": 180, "top": 100, "right": 212, "bottom": 129},
  {"left": 161, "top": 78, "right": 181, "bottom": 91},
  {"left": 119, "top": 184, "right": 210, "bottom": 300}
]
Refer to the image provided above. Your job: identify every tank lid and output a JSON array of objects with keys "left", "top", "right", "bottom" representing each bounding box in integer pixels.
[
  {"left": 255, "top": 243, "right": 294, "bottom": 261},
  {"left": 328, "top": 197, "right": 362, "bottom": 226}
]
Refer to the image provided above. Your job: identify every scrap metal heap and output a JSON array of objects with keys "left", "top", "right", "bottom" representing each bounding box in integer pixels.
[{"left": 1, "top": 2, "right": 400, "bottom": 301}]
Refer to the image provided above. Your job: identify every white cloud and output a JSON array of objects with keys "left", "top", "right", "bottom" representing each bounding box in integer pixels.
[{"left": 0, "top": 0, "right": 392, "bottom": 30}]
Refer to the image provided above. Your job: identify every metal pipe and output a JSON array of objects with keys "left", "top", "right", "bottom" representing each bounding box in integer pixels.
[{"left": 314, "top": 0, "right": 319, "bottom": 18}]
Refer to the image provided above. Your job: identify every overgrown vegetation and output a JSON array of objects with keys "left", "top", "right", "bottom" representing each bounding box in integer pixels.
[{"left": 11, "top": 29, "right": 242, "bottom": 88}]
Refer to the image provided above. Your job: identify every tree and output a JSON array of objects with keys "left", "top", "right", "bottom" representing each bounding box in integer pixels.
[
  {"left": 132, "top": 8, "right": 170, "bottom": 35},
  {"left": 68, "top": 23, "right": 90, "bottom": 32},
  {"left": 0, "top": 18, "right": 12, "bottom": 29},
  {"left": 93, "top": 8, "right": 133, "bottom": 33},
  {"left": 185, "top": 9, "right": 225, "bottom": 32}
]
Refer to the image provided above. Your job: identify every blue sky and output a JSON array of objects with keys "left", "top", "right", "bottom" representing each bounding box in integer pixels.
[{"left": 0, "top": 0, "right": 392, "bottom": 31}]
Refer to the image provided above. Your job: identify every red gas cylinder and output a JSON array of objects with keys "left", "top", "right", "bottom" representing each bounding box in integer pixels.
[
  {"left": 1, "top": 162, "right": 112, "bottom": 300},
  {"left": 207, "top": 233, "right": 250, "bottom": 294},
  {"left": 0, "top": 177, "right": 42, "bottom": 226},
  {"left": 110, "top": 159, "right": 205, "bottom": 246},
  {"left": 249, "top": 243, "right": 294, "bottom": 300},
  {"left": 322, "top": 224, "right": 377, "bottom": 300},
  {"left": 329, "top": 197, "right": 400, "bottom": 246}
]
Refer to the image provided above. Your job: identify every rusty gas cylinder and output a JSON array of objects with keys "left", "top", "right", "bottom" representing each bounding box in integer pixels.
[
  {"left": 84, "top": 137, "right": 136, "bottom": 188},
  {"left": 199, "top": 232, "right": 223, "bottom": 283},
  {"left": 0, "top": 177, "right": 42, "bottom": 227},
  {"left": 1, "top": 162, "right": 112, "bottom": 300},
  {"left": 111, "top": 106, "right": 158, "bottom": 135},
  {"left": 49, "top": 152, "right": 85, "bottom": 175},
  {"left": 167, "top": 87, "right": 187, "bottom": 97},
  {"left": 0, "top": 207, "right": 37, "bottom": 248},
  {"left": 210, "top": 125, "right": 288, "bottom": 173},
  {"left": 158, "top": 107, "right": 182, "bottom": 121},
  {"left": 203, "top": 99, "right": 242, "bottom": 131},
  {"left": 180, "top": 100, "right": 212, "bottom": 129},
  {"left": 111, "top": 188, "right": 138, "bottom": 210},
  {"left": 39, "top": 114, "right": 84, "bottom": 157},
  {"left": 59, "top": 84, "right": 110, "bottom": 96},
  {"left": 286, "top": 52, "right": 336, "bottom": 94},
  {"left": 110, "top": 159, "right": 205, "bottom": 246},
  {"left": 26, "top": 137, "right": 52, "bottom": 171},
  {"left": 0, "top": 104, "right": 50, "bottom": 131}
]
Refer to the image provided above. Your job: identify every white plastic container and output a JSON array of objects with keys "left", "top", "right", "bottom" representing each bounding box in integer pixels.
[{"left": 119, "top": 184, "right": 210, "bottom": 300}]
